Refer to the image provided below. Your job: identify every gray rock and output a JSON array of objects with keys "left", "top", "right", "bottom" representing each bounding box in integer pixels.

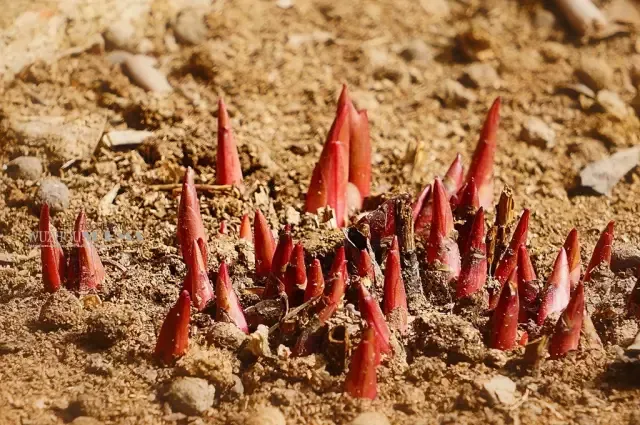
[
  {"left": 612, "top": 244, "right": 640, "bottom": 272},
  {"left": 245, "top": 407, "right": 286, "bottom": 425},
  {"left": 461, "top": 63, "right": 499, "bottom": 88},
  {"left": 39, "top": 290, "right": 84, "bottom": 331},
  {"left": 6, "top": 156, "right": 43, "bottom": 180},
  {"left": 34, "top": 177, "right": 70, "bottom": 213},
  {"left": 351, "top": 412, "right": 391, "bottom": 425},
  {"left": 481, "top": 375, "right": 518, "bottom": 406},
  {"left": 575, "top": 56, "right": 613, "bottom": 91},
  {"left": 596, "top": 90, "right": 629, "bottom": 119},
  {"left": 122, "top": 55, "right": 172, "bottom": 93},
  {"left": 166, "top": 377, "right": 216, "bottom": 416},
  {"left": 173, "top": 8, "right": 208, "bottom": 45},
  {"left": 520, "top": 117, "right": 556, "bottom": 148},
  {"left": 400, "top": 39, "right": 433, "bottom": 63},
  {"left": 579, "top": 146, "right": 640, "bottom": 195}
]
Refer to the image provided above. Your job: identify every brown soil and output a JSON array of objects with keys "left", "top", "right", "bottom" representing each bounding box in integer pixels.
[{"left": 1, "top": 0, "right": 640, "bottom": 424}]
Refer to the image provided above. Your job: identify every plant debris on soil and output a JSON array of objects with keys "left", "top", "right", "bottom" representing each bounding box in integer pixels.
[{"left": 2, "top": 1, "right": 640, "bottom": 424}]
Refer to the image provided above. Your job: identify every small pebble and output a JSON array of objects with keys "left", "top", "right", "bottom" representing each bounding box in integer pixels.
[
  {"left": 173, "top": 8, "right": 208, "bottom": 45},
  {"left": 481, "top": 375, "right": 518, "bottom": 406},
  {"left": 86, "top": 303, "right": 140, "bottom": 348},
  {"left": 122, "top": 55, "right": 172, "bottom": 93},
  {"left": 540, "top": 42, "right": 568, "bottom": 63},
  {"left": 351, "top": 412, "right": 390, "bottom": 425},
  {"left": 596, "top": 90, "right": 629, "bottom": 119},
  {"left": 39, "top": 290, "right": 84, "bottom": 331},
  {"left": 6, "top": 156, "right": 43, "bottom": 180},
  {"left": 520, "top": 117, "right": 556, "bottom": 149},
  {"left": 575, "top": 56, "right": 613, "bottom": 91},
  {"left": 104, "top": 20, "right": 136, "bottom": 51},
  {"left": 205, "top": 321, "right": 248, "bottom": 351},
  {"left": 166, "top": 377, "right": 216, "bottom": 416},
  {"left": 437, "top": 79, "right": 477, "bottom": 108},
  {"left": 399, "top": 39, "right": 433, "bottom": 63},
  {"left": 461, "top": 63, "right": 499, "bottom": 88},
  {"left": 532, "top": 8, "right": 556, "bottom": 30},
  {"left": 34, "top": 177, "right": 70, "bottom": 213},
  {"left": 245, "top": 406, "right": 286, "bottom": 425}
]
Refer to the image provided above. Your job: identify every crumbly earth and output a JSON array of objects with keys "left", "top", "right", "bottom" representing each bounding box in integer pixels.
[{"left": 1, "top": 0, "right": 640, "bottom": 424}]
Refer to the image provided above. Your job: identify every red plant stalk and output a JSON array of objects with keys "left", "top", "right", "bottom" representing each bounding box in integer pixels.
[
  {"left": 442, "top": 153, "right": 464, "bottom": 195},
  {"left": 456, "top": 207, "right": 487, "bottom": 299},
  {"left": 517, "top": 245, "right": 538, "bottom": 323},
  {"left": 382, "top": 237, "right": 408, "bottom": 334},
  {"left": 239, "top": 214, "right": 252, "bottom": 241},
  {"left": 216, "top": 262, "right": 249, "bottom": 333},
  {"left": 184, "top": 240, "right": 214, "bottom": 311},
  {"left": 412, "top": 184, "right": 431, "bottom": 224},
  {"left": 155, "top": 290, "right": 191, "bottom": 364},
  {"left": 357, "top": 279, "right": 391, "bottom": 354},
  {"left": 356, "top": 248, "right": 376, "bottom": 283},
  {"left": 462, "top": 97, "right": 501, "bottom": 209},
  {"left": 489, "top": 209, "right": 530, "bottom": 309},
  {"left": 177, "top": 167, "right": 208, "bottom": 267},
  {"left": 548, "top": 282, "right": 585, "bottom": 359},
  {"left": 254, "top": 209, "right": 276, "bottom": 279},
  {"left": 336, "top": 85, "right": 353, "bottom": 154},
  {"left": 218, "top": 220, "right": 227, "bottom": 236},
  {"left": 426, "top": 178, "right": 460, "bottom": 281},
  {"left": 490, "top": 268, "right": 519, "bottom": 350},
  {"left": 349, "top": 109, "right": 371, "bottom": 200},
  {"left": 263, "top": 224, "right": 294, "bottom": 299},
  {"left": 583, "top": 221, "right": 614, "bottom": 283},
  {"left": 67, "top": 211, "right": 105, "bottom": 292},
  {"left": 284, "top": 243, "right": 307, "bottom": 298},
  {"left": 537, "top": 247, "right": 571, "bottom": 326},
  {"left": 304, "top": 258, "right": 325, "bottom": 302},
  {"left": 39, "top": 204, "right": 65, "bottom": 293},
  {"left": 216, "top": 98, "right": 243, "bottom": 186},
  {"left": 563, "top": 228, "right": 581, "bottom": 290},
  {"left": 344, "top": 326, "right": 380, "bottom": 400},
  {"left": 306, "top": 103, "right": 350, "bottom": 226}
]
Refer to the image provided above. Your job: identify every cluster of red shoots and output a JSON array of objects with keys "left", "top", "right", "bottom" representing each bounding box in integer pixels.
[{"left": 39, "top": 87, "right": 640, "bottom": 401}]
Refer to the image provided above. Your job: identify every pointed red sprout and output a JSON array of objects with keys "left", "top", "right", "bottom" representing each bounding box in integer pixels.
[
  {"left": 349, "top": 109, "right": 371, "bottom": 199},
  {"left": 357, "top": 279, "right": 391, "bottom": 354},
  {"left": 263, "top": 224, "right": 294, "bottom": 299},
  {"left": 336, "top": 84, "right": 353, "bottom": 153},
  {"left": 563, "top": 228, "right": 581, "bottom": 290},
  {"left": 549, "top": 282, "right": 585, "bottom": 359},
  {"left": 239, "top": 214, "right": 252, "bottom": 241},
  {"left": 284, "top": 243, "right": 307, "bottom": 298},
  {"left": 456, "top": 207, "right": 487, "bottom": 299},
  {"left": 254, "top": 209, "right": 276, "bottom": 279},
  {"left": 412, "top": 184, "right": 431, "bottom": 224},
  {"left": 462, "top": 97, "right": 500, "bottom": 209},
  {"left": 519, "top": 331, "right": 529, "bottom": 346},
  {"left": 454, "top": 179, "right": 480, "bottom": 215},
  {"left": 216, "top": 98, "right": 243, "bottom": 186},
  {"left": 382, "top": 237, "right": 408, "bottom": 334},
  {"left": 490, "top": 268, "right": 519, "bottom": 350},
  {"left": 426, "top": 178, "right": 460, "bottom": 280},
  {"left": 490, "top": 209, "right": 530, "bottom": 309},
  {"left": 183, "top": 240, "right": 214, "bottom": 311},
  {"left": 39, "top": 204, "right": 65, "bottom": 293},
  {"left": 155, "top": 290, "right": 191, "bottom": 364},
  {"left": 216, "top": 262, "right": 249, "bottom": 333},
  {"left": 177, "top": 167, "right": 208, "bottom": 267},
  {"left": 443, "top": 154, "right": 464, "bottom": 195},
  {"left": 454, "top": 179, "right": 480, "bottom": 252},
  {"left": 356, "top": 249, "right": 375, "bottom": 283},
  {"left": 317, "top": 247, "right": 348, "bottom": 321},
  {"left": 304, "top": 258, "right": 325, "bottom": 302},
  {"left": 344, "top": 326, "right": 380, "bottom": 400},
  {"left": 67, "top": 211, "right": 105, "bottom": 292},
  {"left": 537, "top": 248, "right": 571, "bottom": 326},
  {"left": 517, "top": 245, "right": 538, "bottom": 323},
  {"left": 306, "top": 103, "right": 350, "bottom": 227},
  {"left": 584, "top": 221, "right": 614, "bottom": 283}
]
